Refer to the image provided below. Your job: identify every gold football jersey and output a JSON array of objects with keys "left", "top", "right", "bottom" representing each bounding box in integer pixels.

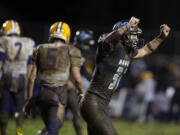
[
  {"left": 33, "top": 43, "right": 81, "bottom": 87},
  {"left": 0, "top": 36, "right": 35, "bottom": 76}
]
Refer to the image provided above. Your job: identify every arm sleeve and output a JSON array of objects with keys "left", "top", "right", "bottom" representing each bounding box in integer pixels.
[
  {"left": 27, "top": 55, "right": 32, "bottom": 65},
  {"left": 99, "top": 25, "right": 128, "bottom": 51},
  {"left": 104, "top": 30, "right": 121, "bottom": 44},
  {"left": 97, "top": 32, "right": 118, "bottom": 55},
  {"left": 69, "top": 46, "right": 82, "bottom": 67},
  {"left": 27, "top": 39, "right": 35, "bottom": 65},
  {"left": 0, "top": 38, "right": 6, "bottom": 63}
]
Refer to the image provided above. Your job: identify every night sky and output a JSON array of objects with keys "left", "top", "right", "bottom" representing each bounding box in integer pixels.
[
  {"left": 0, "top": 0, "right": 179, "bottom": 29},
  {"left": 0, "top": 0, "right": 179, "bottom": 55}
]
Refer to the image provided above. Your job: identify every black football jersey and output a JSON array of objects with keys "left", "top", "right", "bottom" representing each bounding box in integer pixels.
[{"left": 88, "top": 32, "right": 137, "bottom": 102}]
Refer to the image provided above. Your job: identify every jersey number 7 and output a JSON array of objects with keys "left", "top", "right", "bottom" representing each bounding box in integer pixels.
[{"left": 14, "top": 42, "right": 22, "bottom": 60}]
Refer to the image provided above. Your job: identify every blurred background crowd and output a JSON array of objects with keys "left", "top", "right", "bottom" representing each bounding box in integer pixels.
[{"left": 109, "top": 55, "right": 180, "bottom": 123}]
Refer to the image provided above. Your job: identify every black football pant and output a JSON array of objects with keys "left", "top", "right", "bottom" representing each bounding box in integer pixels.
[{"left": 80, "top": 92, "right": 118, "bottom": 135}]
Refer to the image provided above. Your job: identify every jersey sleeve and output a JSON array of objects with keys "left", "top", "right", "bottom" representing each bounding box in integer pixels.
[
  {"left": 98, "top": 31, "right": 120, "bottom": 55},
  {"left": 69, "top": 46, "right": 82, "bottom": 67},
  {"left": 27, "top": 39, "right": 35, "bottom": 65},
  {"left": 103, "top": 30, "right": 121, "bottom": 44},
  {"left": 0, "top": 37, "right": 6, "bottom": 63},
  {"left": 32, "top": 45, "right": 39, "bottom": 65}
]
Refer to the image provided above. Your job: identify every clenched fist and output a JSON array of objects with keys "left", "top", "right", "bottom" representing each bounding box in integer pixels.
[
  {"left": 159, "top": 24, "right": 170, "bottom": 38},
  {"left": 128, "top": 16, "right": 140, "bottom": 27}
]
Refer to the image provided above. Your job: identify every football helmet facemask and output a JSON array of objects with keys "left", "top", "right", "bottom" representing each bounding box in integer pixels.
[{"left": 112, "top": 20, "right": 144, "bottom": 49}]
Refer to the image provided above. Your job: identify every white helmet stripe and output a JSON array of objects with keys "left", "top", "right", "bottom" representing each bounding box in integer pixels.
[
  {"left": 56, "top": 22, "right": 62, "bottom": 33},
  {"left": 11, "top": 20, "right": 15, "bottom": 31}
]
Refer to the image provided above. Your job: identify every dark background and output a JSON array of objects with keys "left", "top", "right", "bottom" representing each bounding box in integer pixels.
[{"left": 0, "top": 0, "right": 179, "bottom": 55}]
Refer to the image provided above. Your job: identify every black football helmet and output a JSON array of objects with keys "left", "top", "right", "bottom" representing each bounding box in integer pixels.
[
  {"left": 73, "top": 29, "right": 95, "bottom": 50},
  {"left": 112, "top": 20, "right": 144, "bottom": 49}
]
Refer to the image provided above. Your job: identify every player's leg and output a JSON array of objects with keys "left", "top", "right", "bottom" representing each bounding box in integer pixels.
[
  {"left": 67, "top": 90, "right": 82, "bottom": 135},
  {"left": 37, "top": 127, "right": 47, "bottom": 135},
  {"left": 0, "top": 75, "right": 12, "bottom": 135},
  {"left": 14, "top": 75, "right": 25, "bottom": 135},
  {"left": 80, "top": 93, "right": 118, "bottom": 135},
  {"left": 49, "top": 102, "right": 65, "bottom": 135},
  {"left": 14, "top": 94, "right": 24, "bottom": 135},
  {"left": 82, "top": 105, "right": 118, "bottom": 135},
  {"left": 0, "top": 90, "right": 11, "bottom": 135},
  {"left": 38, "top": 100, "right": 65, "bottom": 135},
  {"left": 36, "top": 85, "right": 68, "bottom": 135},
  {"left": 87, "top": 124, "right": 99, "bottom": 135}
]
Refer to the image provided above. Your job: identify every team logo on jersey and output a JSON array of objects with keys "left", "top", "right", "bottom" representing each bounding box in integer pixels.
[
  {"left": 108, "top": 59, "right": 130, "bottom": 90},
  {"left": 118, "top": 59, "right": 130, "bottom": 67}
]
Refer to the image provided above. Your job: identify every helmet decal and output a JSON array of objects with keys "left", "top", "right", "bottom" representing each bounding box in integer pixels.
[
  {"left": 49, "top": 21, "right": 71, "bottom": 44},
  {"left": 1, "top": 20, "right": 21, "bottom": 36}
]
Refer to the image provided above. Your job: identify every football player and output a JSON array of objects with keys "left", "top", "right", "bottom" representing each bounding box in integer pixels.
[
  {"left": 65, "top": 29, "right": 96, "bottom": 135},
  {"left": 80, "top": 16, "right": 170, "bottom": 135},
  {"left": 24, "top": 21, "right": 84, "bottom": 135},
  {"left": 37, "top": 29, "right": 96, "bottom": 135},
  {"left": 0, "top": 20, "right": 35, "bottom": 135},
  {"left": 73, "top": 29, "right": 96, "bottom": 91}
]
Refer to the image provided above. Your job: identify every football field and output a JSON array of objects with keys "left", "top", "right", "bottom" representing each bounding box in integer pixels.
[{"left": 6, "top": 119, "right": 180, "bottom": 135}]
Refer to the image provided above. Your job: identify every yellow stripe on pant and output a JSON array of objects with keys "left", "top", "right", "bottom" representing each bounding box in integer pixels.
[{"left": 57, "top": 102, "right": 65, "bottom": 123}]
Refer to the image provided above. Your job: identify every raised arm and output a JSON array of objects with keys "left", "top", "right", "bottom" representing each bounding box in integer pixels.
[
  {"left": 133, "top": 24, "right": 170, "bottom": 59},
  {"left": 104, "top": 17, "right": 140, "bottom": 44}
]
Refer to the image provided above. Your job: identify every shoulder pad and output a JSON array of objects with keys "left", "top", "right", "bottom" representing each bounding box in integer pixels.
[
  {"left": 69, "top": 45, "right": 81, "bottom": 55},
  {"left": 21, "top": 37, "right": 35, "bottom": 47}
]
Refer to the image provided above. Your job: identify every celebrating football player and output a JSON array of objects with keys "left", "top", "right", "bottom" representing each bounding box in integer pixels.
[{"left": 80, "top": 16, "right": 170, "bottom": 135}]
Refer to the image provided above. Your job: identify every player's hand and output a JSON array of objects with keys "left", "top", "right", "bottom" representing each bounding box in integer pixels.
[
  {"left": 159, "top": 24, "right": 171, "bottom": 38},
  {"left": 128, "top": 16, "right": 140, "bottom": 27},
  {"left": 23, "top": 100, "right": 31, "bottom": 116},
  {"left": 78, "top": 93, "right": 84, "bottom": 103},
  {"left": 23, "top": 97, "right": 36, "bottom": 116}
]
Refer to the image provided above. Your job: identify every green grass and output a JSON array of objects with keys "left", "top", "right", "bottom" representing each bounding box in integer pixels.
[{"left": 6, "top": 119, "right": 180, "bottom": 135}]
